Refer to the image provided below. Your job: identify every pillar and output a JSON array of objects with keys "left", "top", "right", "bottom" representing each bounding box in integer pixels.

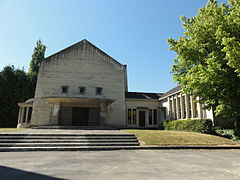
[
  {"left": 17, "top": 107, "right": 22, "bottom": 124},
  {"left": 25, "top": 107, "right": 29, "bottom": 124},
  {"left": 197, "top": 102, "right": 203, "bottom": 119},
  {"left": 190, "top": 96, "right": 195, "bottom": 118},
  {"left": 52, "top": 103, "right": 60, "bottom": 125},
  {"left": 168, "top": 97, "right": 172, "bottom": 120},
  {"left": 180, "top": 94, "right": 183, "bottom": 119},
  {"left": 176, "top": 94, "right": 180, "bottom": 119},
  {"left": 20, "top": 107, "right": 25, "bottom": 124},
  {"left": 185, "top": 94, "right": 190, "bottom": 119},
  {"left": 171, "top": 96, "right": 175, "bottom": 120},
  {"left": 100, "top": 102, "right": 106, "bottom": 126}
]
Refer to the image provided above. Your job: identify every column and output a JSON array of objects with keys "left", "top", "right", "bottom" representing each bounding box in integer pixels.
[
  {"left": 17, "top": 107, "right": 22, "bottom": 124},
  {"left": 185, "top": 94, "right": 190, "bottom": 119},
  {"left": 171, "top": 96, "right": 175, "bottom": 120},
  {"left": 100, "top": 102, "right": 106, "bottom": 126},
  {"left": 190, "top": 96, "right": 195, "bottom": 118},
  {"left": 197, "top": 102, "right": 203, "bottom": 118},
  {"left": 20, "top": 107, "right": 25, "bottom": 124},
  {"left": 25, "top": 107, "right": 29, "bottom": 124},
  {"left": 168, "top": 96, "right": 172, "bottom": 120},
  {"left": 176, "top": 94, "right": 180, "bottom": 119},
  {"left": 52, "top": 103, "right": 60, "bottom": 125},
  {"left": 180, "top": 94, "right": 183, "bottom": 119}
]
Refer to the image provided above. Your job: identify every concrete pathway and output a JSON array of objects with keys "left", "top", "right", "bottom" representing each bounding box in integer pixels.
[{"left": 0, "top": 150, "right": 240, "bottom": 180}]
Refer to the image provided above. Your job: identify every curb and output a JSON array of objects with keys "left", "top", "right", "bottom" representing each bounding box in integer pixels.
[
  {"left": 0, "top": 146, "right": 240, "bottom": 152},
  {"left": 132, "top": 146, "right": 240, "bottom": 150}
]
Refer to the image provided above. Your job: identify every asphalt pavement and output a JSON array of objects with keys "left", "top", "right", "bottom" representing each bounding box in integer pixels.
[{"left": 0, "top": 150, "right": 240, "bottom": 180}]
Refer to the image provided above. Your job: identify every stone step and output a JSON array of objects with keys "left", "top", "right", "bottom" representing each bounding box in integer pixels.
[
  {"left": 0, "top": 142, "right": 139, "bottom": 147},
  {"left": 0, "top": 139, "right": 138, "bottom": 143},
  {"left": 31, "top": 126, "right": 121, "bottom": 130},
  {"left": 0, "top": 136, "right": 136, "bottom": 139},
  {"left": 0, "top": 146, "right": 141, "bottom": 152},
  {"left": 0, "top": 134, "right": 135, "bottom": 137},
  {"left": 0, "top": 131, "right": 140, "bottom": 151}
]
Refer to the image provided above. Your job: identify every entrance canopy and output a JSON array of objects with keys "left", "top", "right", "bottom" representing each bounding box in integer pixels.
[{"left": 42, "top": 97, "right": 115, "bottom": 106}]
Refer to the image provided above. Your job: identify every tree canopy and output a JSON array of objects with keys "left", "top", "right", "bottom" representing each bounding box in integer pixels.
[
  {"left": 28, "top": 39, "right": 46, "bottom": 94},
  {"left": 0, "top": 66, "right": 33, "bottom": 127},
  {"left": 168, "top": 0, "right": 240, "bottom": 127},
  {"left": 0, "top": 40, "right": 46, "bottom": 127},
  {"left": 29, "top": 40, "right": 46, "bottom": 80}
]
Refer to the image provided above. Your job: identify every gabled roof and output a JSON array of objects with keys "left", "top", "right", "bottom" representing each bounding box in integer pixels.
[
  {"left": 44, "top": 39, "right": 125, "bottom": 68},
  {"left": 160, "top": 85, "right": 182, "bottom": 99},
  {"left": 125, "top": 92, "right": 163, "bottom": 100}
]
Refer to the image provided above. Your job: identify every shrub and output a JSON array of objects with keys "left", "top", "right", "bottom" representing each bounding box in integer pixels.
[
  {"left": 215, "top": 129, "right": 240, "bottom": 140},
  {"left": 163, "top": 119, "right": 213, "bottom": 134}
]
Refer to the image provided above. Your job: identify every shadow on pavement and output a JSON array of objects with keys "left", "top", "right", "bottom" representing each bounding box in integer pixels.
[{"left": 0, "top": 165, "right": 65, "bottom": 180}]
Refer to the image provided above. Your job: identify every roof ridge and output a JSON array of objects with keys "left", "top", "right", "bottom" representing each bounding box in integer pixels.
[
  {"left": 127, "top": 91, "right": 164, "bottom": 94},
  {"left": 44, "top": 39, "right": 125, "bottom": 69}
]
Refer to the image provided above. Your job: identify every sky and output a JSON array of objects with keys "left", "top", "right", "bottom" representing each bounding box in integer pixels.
[{"left": 0, "top": 0, "right": 227, "bottom": 93}]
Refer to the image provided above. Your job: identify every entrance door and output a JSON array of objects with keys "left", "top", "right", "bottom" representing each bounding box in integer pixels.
[
  {"left": 72, "top": 107, "right": 89, "bottom": 126},
  {"left": 139, "top": 111, "right": 145, "bottom": 127}
]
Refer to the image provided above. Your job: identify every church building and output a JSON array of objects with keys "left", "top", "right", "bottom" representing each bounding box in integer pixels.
[{"left": 17, "top": 40, "right": 214, "bottom": 128}]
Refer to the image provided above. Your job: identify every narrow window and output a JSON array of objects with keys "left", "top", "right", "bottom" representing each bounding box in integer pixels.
[
  {"left": 96, "top": 87, "right": 102, "bottom": 95},
  {"left": 162, "top": 107, "right": 167, "bottom": 119},
  {"left": 149, "top": 109, "right": 152, "bottom": 125},
  {"left": 164, "top": 107, "right": 167, "bottom": 119},
  {"left": 133, "top": 109, "right": 136, "bottom": 125},
  {"left": 79, "top": 87, "right": 86, "bottom": 94},
  {"left": 153, "top": 109, "right": 157, "bottom": 125},
  {"left": 128, "top": 109, "right": 132, "bottom": 125},
  {"left": 62, "top": 86, "right": 69, "bottom": 94}
]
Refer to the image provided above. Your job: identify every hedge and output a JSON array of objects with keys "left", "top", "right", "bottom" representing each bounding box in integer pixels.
[{"left": 163, "top": 119, "right": 213, "bottom": 134}]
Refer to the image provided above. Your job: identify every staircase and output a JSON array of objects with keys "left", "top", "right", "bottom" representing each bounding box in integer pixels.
[{"left": 0, "top": 133, "right": 139, "bottom": 151}]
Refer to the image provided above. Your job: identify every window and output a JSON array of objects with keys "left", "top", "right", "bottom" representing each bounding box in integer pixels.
[
  {"left": 163, "top": 107, "right": 166, "bottom": 119},
  {"left": 149, "top": 109, "right": 152, "bottom": 124},
  {"left": 62, "top": 86, "right": 69, "bottom": 94},
  {"left": 96, "top": 87, "right": 102, "bottom": 95},
  {"left": 153, "top": 109, "right": 157, "bottom": 125},
  {"left": 133, "top": 109, "right": 136, "bottom": 125},
  {"left": 79, "top": 87, "right": 86, "bottom": 94},
  {"left": 128, "top": 109, "right": 132, "bottom": 125}
]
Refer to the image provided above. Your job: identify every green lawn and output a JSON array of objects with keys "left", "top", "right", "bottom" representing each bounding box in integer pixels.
[{"left": 122, "top": 130, "right": 239, "bottom": 146}]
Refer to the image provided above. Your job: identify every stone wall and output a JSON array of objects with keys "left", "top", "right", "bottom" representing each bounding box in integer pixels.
[
  {"left": 125, "top": 99, "right": 160, "bottom": 127},
  {"left": 31, "top": 40, "right": 127, "bottom": 127}
]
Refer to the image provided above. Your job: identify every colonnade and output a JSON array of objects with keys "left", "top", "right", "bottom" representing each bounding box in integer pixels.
[
  {"left": 17, "top": 104, "right": 33, "bottom": 127},
  {"left": 168, "top": 93, "right": 203, "bottom": 120}
]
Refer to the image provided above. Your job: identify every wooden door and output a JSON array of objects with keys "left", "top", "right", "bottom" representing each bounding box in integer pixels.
[
  {"left": 139, "top": 111, "right": 145, "bottom": 127},
  {"left": 72, "top": 107, "right": 89, "bottom": 126}
]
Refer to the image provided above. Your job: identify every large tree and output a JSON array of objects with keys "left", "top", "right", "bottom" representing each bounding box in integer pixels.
[
  {"left": 29, "top": 40, "right": 46, "bottom": 89},
  {"left": 168, "top": 0, "right": 240, "bottom": 128},
  {"left": 0, "top": 66, "right": 33, "bottom": 127}
]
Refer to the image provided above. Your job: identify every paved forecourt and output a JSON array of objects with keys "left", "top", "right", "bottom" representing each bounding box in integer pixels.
[{"left": 0, "top": 150, "right": 240, "bottom": 180}]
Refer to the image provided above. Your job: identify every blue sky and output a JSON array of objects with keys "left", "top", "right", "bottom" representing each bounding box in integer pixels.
[{"left": 0, "top": 0, "right": 227, "bottom": 93}]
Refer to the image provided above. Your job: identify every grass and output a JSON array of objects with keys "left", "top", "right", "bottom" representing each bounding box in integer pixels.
[
  {"left": 0, "top": 128, "right": 25, "bottom": 132},
  {"left": 122, "top": 130, "right": 239, "bottom": 146}
]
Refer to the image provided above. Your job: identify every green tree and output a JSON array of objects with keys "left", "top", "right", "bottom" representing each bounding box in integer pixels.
[
  {"left": 0, "top": 66, "right": 33, "bottom": 127},
  {"left": 29, "top": 40, "right": 46, "bottom": 89},
  {"left": 168, "top": 0, "right": 240, "bottom": 128}
]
